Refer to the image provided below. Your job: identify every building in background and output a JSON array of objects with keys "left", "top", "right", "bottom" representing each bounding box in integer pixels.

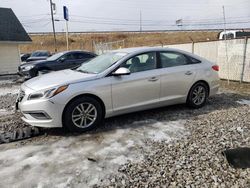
[{"left": 0, "top": 7, "right": 31, "bottom": 75}]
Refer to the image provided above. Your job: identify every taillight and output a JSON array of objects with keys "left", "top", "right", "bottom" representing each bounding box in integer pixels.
[{"left": 212, "top": 65, "right": 219, "bottom": 71}]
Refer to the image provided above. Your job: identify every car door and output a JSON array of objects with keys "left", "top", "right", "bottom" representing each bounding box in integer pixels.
[
  {"left": 158, "top": 51, "right": 200, "bottom": 104},
  {"left": 111, "top": 52, "right": 161, "bottom": 114}
]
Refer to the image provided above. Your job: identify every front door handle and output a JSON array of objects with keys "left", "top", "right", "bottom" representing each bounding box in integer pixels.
[
  {"left": 185, "top": 71, "right": 193, "bottom": 75},
  {"left": 148, "top": 77, "right": 159, "bottom": 82}
]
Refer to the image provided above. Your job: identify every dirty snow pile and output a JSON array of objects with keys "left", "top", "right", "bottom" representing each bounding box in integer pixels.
[
  {"left": 0, "top": 120, "right": 187, "bottom": 188},
  {"left": 237, "top": 99, "right": 250, "bottom": 106}
]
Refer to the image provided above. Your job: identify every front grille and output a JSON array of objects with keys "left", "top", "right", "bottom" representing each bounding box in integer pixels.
[{"left": 17, "top": 90, "right": 25, "bottom": 102}]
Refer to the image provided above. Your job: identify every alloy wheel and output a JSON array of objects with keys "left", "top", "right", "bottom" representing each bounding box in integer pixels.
[
  {"left": 191, "top": 86, "right": 206, "bottom": 105},
  {"left": 71, "top": 102, "right": 97, "bottom": 128}
]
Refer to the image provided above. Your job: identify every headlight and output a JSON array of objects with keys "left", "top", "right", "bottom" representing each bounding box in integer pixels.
[
  {"left": 28, "top": 85, "right": 68, "bottom": 100},
  {"left": 23, "top": 65, "right": 34, "bottom": 71}
]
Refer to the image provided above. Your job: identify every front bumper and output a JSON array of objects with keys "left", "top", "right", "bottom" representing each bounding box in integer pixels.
[
  {"left": 18, "top": 69, "right": 29, "bottom": 77},
  {"left": 17, "top": 97, "right": 65, "bottom": 128},
  {"left": 18, "top": 66, "right": 32, "bottom": 78}
]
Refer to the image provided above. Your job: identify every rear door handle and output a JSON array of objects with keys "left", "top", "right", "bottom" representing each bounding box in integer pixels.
[
  {"left": 185, "top": 71, "right": 193, "bottom": 75},
  {"left": 148, "top": 77, "right": 159, "bottom": 82}
]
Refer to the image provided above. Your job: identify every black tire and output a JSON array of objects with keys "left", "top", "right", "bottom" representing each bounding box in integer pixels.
[
  {"left": 29, "top": 68, "right": 38, "bottom": 78},
  {"left": 62, "top": 96, "right": 104, "bottom": 133},
  {"left": 186, "top": 82, "right": 209, "bottom": 108}
]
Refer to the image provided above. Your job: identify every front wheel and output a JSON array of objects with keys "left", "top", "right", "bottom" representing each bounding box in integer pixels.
[
  {"left": 62, "top": 97, "right": 103, "bottom": 133},
  {"left": 186, "top": 82, "right": 209, "bottom": 108},
  {"left": 29, "top": 68, "right": 38, "bottom": 78}
]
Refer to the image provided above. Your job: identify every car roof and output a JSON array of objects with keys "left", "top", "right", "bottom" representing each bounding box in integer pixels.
[
  {"left": 60, "top": 50, "right": 96, "bottom": 54},
  {"left": 111, "top": 46, "right": 187, "bottom": 54},
  {"left": 111, "top": 46, "right": 206, "bottom": 62}
]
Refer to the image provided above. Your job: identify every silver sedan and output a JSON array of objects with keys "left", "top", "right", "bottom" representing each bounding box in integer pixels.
[{"left": 17, "top": 47, "right": 219, "bottom": 132}]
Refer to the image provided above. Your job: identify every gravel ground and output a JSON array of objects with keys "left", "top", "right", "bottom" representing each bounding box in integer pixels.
[
  {"left": 0, "top": 80, "right": 250, "bottom": 187},
  {"left": 0, "top": 81, "right": 29, "bottom": 133},
  {"left": 104, "top": 81, "right": 250, "bottom": 187}
]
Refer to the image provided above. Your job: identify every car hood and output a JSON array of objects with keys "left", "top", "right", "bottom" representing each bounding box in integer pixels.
[{"left": 23, "top": 69, "right": 98, "bottom": 91}]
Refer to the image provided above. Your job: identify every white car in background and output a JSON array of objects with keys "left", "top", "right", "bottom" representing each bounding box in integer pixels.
[{"left": 16, "top": 47, "right": 219, "bottom": 132}]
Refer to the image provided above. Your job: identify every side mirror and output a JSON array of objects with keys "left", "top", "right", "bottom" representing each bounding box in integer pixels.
[{"left": 112, "top": 67, "right": 130, "bottom": 76}]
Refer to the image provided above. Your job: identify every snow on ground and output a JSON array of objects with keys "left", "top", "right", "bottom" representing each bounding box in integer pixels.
[
  {"left": 237, "top": 99, "right": 250, "bottom": 106},
  {"left": 0, "top": 119, "right": 187, "bottom": 188},
  {"left": 0, "top": 85, "right": 19, "bottom": 96},
  {"left": 0, "top": 109, "right": 14, "bottom": 116},
  {"left": 0, "top": 80, "right": 14, "bottom": 85}
]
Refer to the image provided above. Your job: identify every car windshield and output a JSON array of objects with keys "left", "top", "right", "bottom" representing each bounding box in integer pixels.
[
  {"left": 47, "top": 52, "right": 65, "bottom": 61},
  {"left": 76, "top": 52, "right": 127, "bottom": 74},
  {"left": 31, "top": 51, "right": 49, "bottom": 57}
]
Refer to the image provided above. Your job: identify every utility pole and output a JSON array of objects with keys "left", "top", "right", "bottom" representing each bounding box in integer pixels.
[
  {"left": 222, "top": 6, "right": 227, "bottom": 39},
  {"left": 140, "top": 10, "right": 142, "bottom": 32},
  {"left": 65, "top": 20, "right": 69, "bottom": 50},
  {"left": 222, "top": 5, "right": 229, "bottom": 85},
  {"left": 50, "top": 0, "right": 57, "bottom": 52}
]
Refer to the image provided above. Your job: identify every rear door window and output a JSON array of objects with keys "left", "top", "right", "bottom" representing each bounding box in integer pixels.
[
  {"left": 160, "top": 52, "right": 188, "bottom": 68},
  {"left": 159, "top": 52, "right": 200, "bottom": 68}
]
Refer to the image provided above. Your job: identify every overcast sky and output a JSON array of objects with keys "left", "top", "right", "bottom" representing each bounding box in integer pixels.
[{"left": 1, "top": 0, "right": 250, "bottom": 32}]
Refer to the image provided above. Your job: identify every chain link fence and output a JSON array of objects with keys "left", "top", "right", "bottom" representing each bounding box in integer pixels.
[{"left": 93, "top": 40, "right": 125, "bottom": 55}]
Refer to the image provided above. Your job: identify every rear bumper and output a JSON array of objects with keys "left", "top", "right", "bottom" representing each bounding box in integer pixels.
[
  {"left": 210, "top": 83, "right": 220, "bottom": 96},
  {"left": 210, "top": 86, "right": 219, "bottom": 96}
]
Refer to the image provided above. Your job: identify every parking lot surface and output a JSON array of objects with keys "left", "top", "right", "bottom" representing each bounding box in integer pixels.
[{"left": 0, "top": 79, "right": 249, "bottom": 187}]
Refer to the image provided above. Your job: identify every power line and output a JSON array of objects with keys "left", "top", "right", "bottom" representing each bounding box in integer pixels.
[
  {"left": 22, "top": 20, "right": 51, "bottom": 28},
  {"left": 68, "top": 19, "right": 250, "bottom": 27},
  {"left": 18, "top": 14, "right": 50, "bottom": 18},
  {"left": 56, "top": 13, "right": 250, "bottom": 24}
]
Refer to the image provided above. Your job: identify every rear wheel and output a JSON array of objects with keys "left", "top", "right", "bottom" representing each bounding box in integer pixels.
[
  {"left": 63, "top": 97, "right": 103, "bottom": 133},
  {"left": 186, "top": 82, "right": 209, "bottom": 108}
]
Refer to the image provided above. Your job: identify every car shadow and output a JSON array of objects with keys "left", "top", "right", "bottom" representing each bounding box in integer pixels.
[{"left": 44, "top": 92, "right": 250, "bottom": 137}]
